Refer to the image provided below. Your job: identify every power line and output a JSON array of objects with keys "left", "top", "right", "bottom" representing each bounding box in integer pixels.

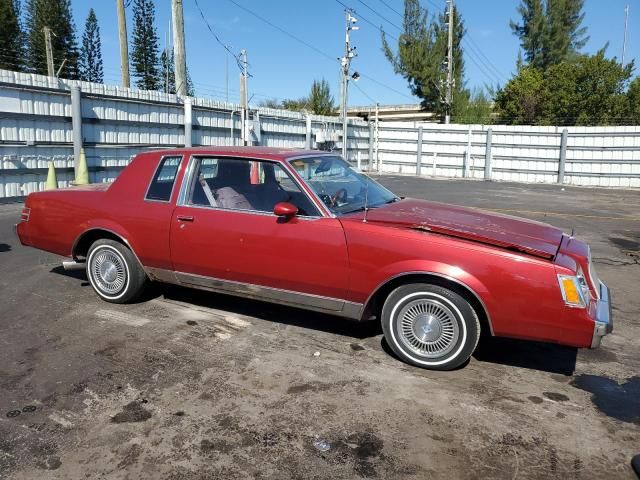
[
  {"left": 226, "top": 0, "right": 337, "bottom": 63},
  {"left": 463, "top": 35, "right": 508, "bottom": 82},
  {"left": 423, "top": 0, "right": 444, "bottom": 13},
  {"left": 334, "top": 0, "right": 399, "bottom": 41},
  {"left": 359, "top": 73, "right": 413, "bottom": 100},
  {"left": 463, "top": 43, "right": 503, "bottom": 86},
  {"left": 374, "top": 0, "right": 403, "bottom": 18},
  {"left": 352, "top": 80, "right": 377, "bottom": 103},
  {"left": 352, "top": 0, "right": 402, "bottom": 31},
  {"left": 192, "top": 0, "right": 246, "bottom": 74},
  {"left": 225, "top": 0, "right": 411, "bottom": 101}
]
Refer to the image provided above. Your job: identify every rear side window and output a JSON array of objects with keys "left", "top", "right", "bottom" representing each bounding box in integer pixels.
[{"left": 146, "top": 156, "right": 182, "bottom": 201}]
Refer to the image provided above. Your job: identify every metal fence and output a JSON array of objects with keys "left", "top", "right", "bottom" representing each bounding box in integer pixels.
[
  {"left": 2, "top": 69, "right": 640, "bottom": 199},
  {"left": 0, "top": 69, "right": 371, "bottom": 199},
  {"left": 375, "top": 122, "right": 640, "bottom": 188}
]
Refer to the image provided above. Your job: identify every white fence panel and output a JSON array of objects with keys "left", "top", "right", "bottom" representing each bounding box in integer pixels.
[
  {"left": 0, "top": 70, "right": 368, "bottom": 199},
  {"left": 2, "top": 69, "right": 640, "bottom": 198}
]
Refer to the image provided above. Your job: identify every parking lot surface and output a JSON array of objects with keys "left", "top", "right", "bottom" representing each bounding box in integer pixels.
[{"left": 0, "top": 176, "right": 639, "bottom": 479}]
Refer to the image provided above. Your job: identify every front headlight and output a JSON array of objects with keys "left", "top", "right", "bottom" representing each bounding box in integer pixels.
[{"left": 557, "top": 271, "right": 588, "bottom": 308}]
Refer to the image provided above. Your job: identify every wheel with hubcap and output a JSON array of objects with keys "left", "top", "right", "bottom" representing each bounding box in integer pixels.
[
  {"left": 381, "top": 283, "right": 480, "bottom": 370},
  {"left": 86, "top": 239, "right": 147, "bottom": 303}
]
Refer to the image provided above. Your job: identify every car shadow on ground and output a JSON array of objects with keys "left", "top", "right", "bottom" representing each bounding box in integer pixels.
[
  {"left": 0, "top": 243, "right": 11, "bottom": 252},
  {"left": 159, "top": 283, "right": 384, "bottom": 340},
  {"left": 49, "top": 267, "right": 579, "bottom": 373},
  {"left": 473, "top": 336, "right": 577, "bottom": 376},
  {"left": 50, "top": 265, "right": 91, "bottom": 286}
]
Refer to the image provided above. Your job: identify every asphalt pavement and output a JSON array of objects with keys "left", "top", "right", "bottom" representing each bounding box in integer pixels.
[{"left": 0, "top": 176, "right": 638, "bottom": 479}]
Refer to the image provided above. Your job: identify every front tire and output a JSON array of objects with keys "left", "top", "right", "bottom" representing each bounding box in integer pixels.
[
  {"left": 86, "top": 239, "right": 147, "bottom": 303},
  {"left": 381, "top": 283, "right": 480, "bottom": 370}
]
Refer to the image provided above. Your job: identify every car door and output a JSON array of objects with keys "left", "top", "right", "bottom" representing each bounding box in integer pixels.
[{"left": 169, "top": 155, "right": 351, "bottom": 313}]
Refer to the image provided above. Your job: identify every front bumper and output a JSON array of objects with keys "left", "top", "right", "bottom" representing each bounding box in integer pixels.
[{"left": 591, "top": 281, "right": 613, "bottom": 348}]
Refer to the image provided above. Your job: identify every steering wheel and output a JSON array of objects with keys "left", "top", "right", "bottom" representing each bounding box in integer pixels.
[{"left": 330, "top": 188, "right": 348, "bottom": 207}]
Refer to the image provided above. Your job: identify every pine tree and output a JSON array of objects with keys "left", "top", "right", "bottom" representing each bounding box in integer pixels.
[
  {"left": 308, "top": 79, "right": 335, "bottom": 115},
  {"left": 382, "top": 0, "right": 439, "bottom": 109},
  {"left": 130, "top": 0, "right": 160, "bottom": 91},
  {"left": 160, "top": 48, "right": 194, "bottom": 96},
  {"left": 0, "top": 0, "right": 25, "bottom": 71},
  {"left": 511, "top": 0, "right": 589, "bottom": 70},
  {"left": 160, "top": 48, "right": 176, "bottom": 93},
  {"left": 25, "top": 0, "right": 79, "bottom": 78},
  {"left": 186, "top": 70, "right": 195, "bottom": 97},
  {"left": 510, "top": 0, "right": 545, "bottom": 69},
  {"left": 543, "top": 0, "right": 589, "bottom": 67},
  {"left": 79, "top": 9, "right": 103, "bottom": 83},
  {"left": 627, "top": 77, "right": 640, "bottom": 125},
  {"left": 382, "top": 0, "right": 466, "bottom": 121}
]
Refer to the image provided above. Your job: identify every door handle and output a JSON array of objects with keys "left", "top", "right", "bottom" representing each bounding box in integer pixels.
[{"left": 177, "top": 215, "right": 194, "bottom": 222}]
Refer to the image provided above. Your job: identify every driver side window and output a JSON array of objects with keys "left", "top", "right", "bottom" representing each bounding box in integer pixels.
[{"left": 188, "top": 157, "right": 321, "bottom": 217}]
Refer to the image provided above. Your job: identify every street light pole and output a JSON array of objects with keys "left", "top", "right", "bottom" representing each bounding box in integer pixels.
[
  {"left": 340, "top": 9, "right": 358, "bottom": 160},
  {"left": 445, "top": 0, "right": 454, "bottom": 124},
  {"left": 622, "top": 4, "right": 630, "bottom": 67},
  {"left": 240, "top": 49, "right": 249, "bottom": 145}
]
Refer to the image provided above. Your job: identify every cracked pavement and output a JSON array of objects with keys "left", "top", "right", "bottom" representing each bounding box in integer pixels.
[{"left": 0, "top": 176, "right": 639, "bottom": 479}]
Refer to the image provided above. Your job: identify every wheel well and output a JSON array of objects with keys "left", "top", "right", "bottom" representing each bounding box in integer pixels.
[
  {"left": 363, "top": 273, "right": 492, "bottom": 335},
  {"left": 73, "top": 229, "right": 128, "bottom": 259}
]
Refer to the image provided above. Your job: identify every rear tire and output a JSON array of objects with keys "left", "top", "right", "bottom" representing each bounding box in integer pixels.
[
  {"left": 86, "top": 239, "right": 147, "bottom": 303},
  {"left": 381, "top": 283, "right": 480, "bottom": 370}
]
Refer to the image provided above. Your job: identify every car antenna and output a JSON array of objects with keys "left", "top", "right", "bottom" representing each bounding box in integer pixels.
[{"left": 363, "top": 170, "right": 369, "bottom": 223}]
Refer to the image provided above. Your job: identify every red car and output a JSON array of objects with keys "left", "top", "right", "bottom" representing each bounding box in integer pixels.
[{"left": 15, "top": 147, "right": 612, "bottom": 370}]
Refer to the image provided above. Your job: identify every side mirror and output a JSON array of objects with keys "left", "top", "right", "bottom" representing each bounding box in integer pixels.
[{"left": 273, "top": 202, "right": 298, "bottom": 219}]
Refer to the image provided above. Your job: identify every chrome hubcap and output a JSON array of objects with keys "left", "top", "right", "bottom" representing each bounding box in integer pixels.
[
  {"left": 396, "top": 298, "right": 459, "bottom": 358},
  {"left": 91, "top": 249, "right": 127, "bottom": 296}
]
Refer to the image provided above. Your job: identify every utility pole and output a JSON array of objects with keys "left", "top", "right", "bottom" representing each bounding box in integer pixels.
[
  {"left": 374, "top": 102, "right": 379, "bottom": 171},
  {"left": 622, "top": 4, "right": 629, "bottom": 67},
  {"left": 116, "top": 0, "right": 130, "bottom": 88},
  {"left": 43, "top": 26, "right": 55, "bottom": 77},
  {"left": 340, "top": 9, "right": 359, "bottom": 159},
  {"left": 225, "top": 45, "right": 231, "bottom": 103},
  {"left": 165, "top": 18, "right": 171, "bottom": 93},
  {"left": 445, "top": 0, "right": 454, "bottom": 124},
  {"left": 172, "top": 0, "right": 187, "bottom": 96},
  {"left": 240, "top": 49, "right": 249, "bottom": 145}
]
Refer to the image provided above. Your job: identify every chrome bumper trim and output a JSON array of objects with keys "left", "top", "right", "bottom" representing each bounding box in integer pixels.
[
  {"left": 591, "top": 281, "right": 613, "bottom": 348},
  {"left": 145, "top": 266, "right": 365, "bottom": 320}
]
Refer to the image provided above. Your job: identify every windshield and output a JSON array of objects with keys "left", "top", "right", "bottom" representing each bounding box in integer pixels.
[{"left": 289, "top": 156, "right": 398, "bottom": 215}]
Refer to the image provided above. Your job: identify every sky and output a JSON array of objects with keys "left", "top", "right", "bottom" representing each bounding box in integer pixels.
[{"left": 70, "top": 0, "right": 638, "bottom": 107}]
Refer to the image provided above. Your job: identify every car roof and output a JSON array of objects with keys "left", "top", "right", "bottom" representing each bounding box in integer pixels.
[{"left": 142, "top": 146, "right": 336, "bottom": 162}]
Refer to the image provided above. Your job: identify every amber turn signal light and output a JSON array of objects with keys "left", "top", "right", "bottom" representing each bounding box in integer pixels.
[{"left": 557, "top": 274, "right": 586, "bottom": 307}]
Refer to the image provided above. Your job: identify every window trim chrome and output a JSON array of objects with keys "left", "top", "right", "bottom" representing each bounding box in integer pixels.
[
  {"left": 173, "top": 202, "right": 322, "bottom": 221},
  {"left": 175, "top": 154, "right": 325, "bottom": 219},
  {"left": 144, "top": 154, "right": 184, "bottom": 203}
]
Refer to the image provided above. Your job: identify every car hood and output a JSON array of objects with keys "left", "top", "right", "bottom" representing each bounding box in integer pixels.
[{"left": 348, "top": 198, "right": 564, "bottom": 259}]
